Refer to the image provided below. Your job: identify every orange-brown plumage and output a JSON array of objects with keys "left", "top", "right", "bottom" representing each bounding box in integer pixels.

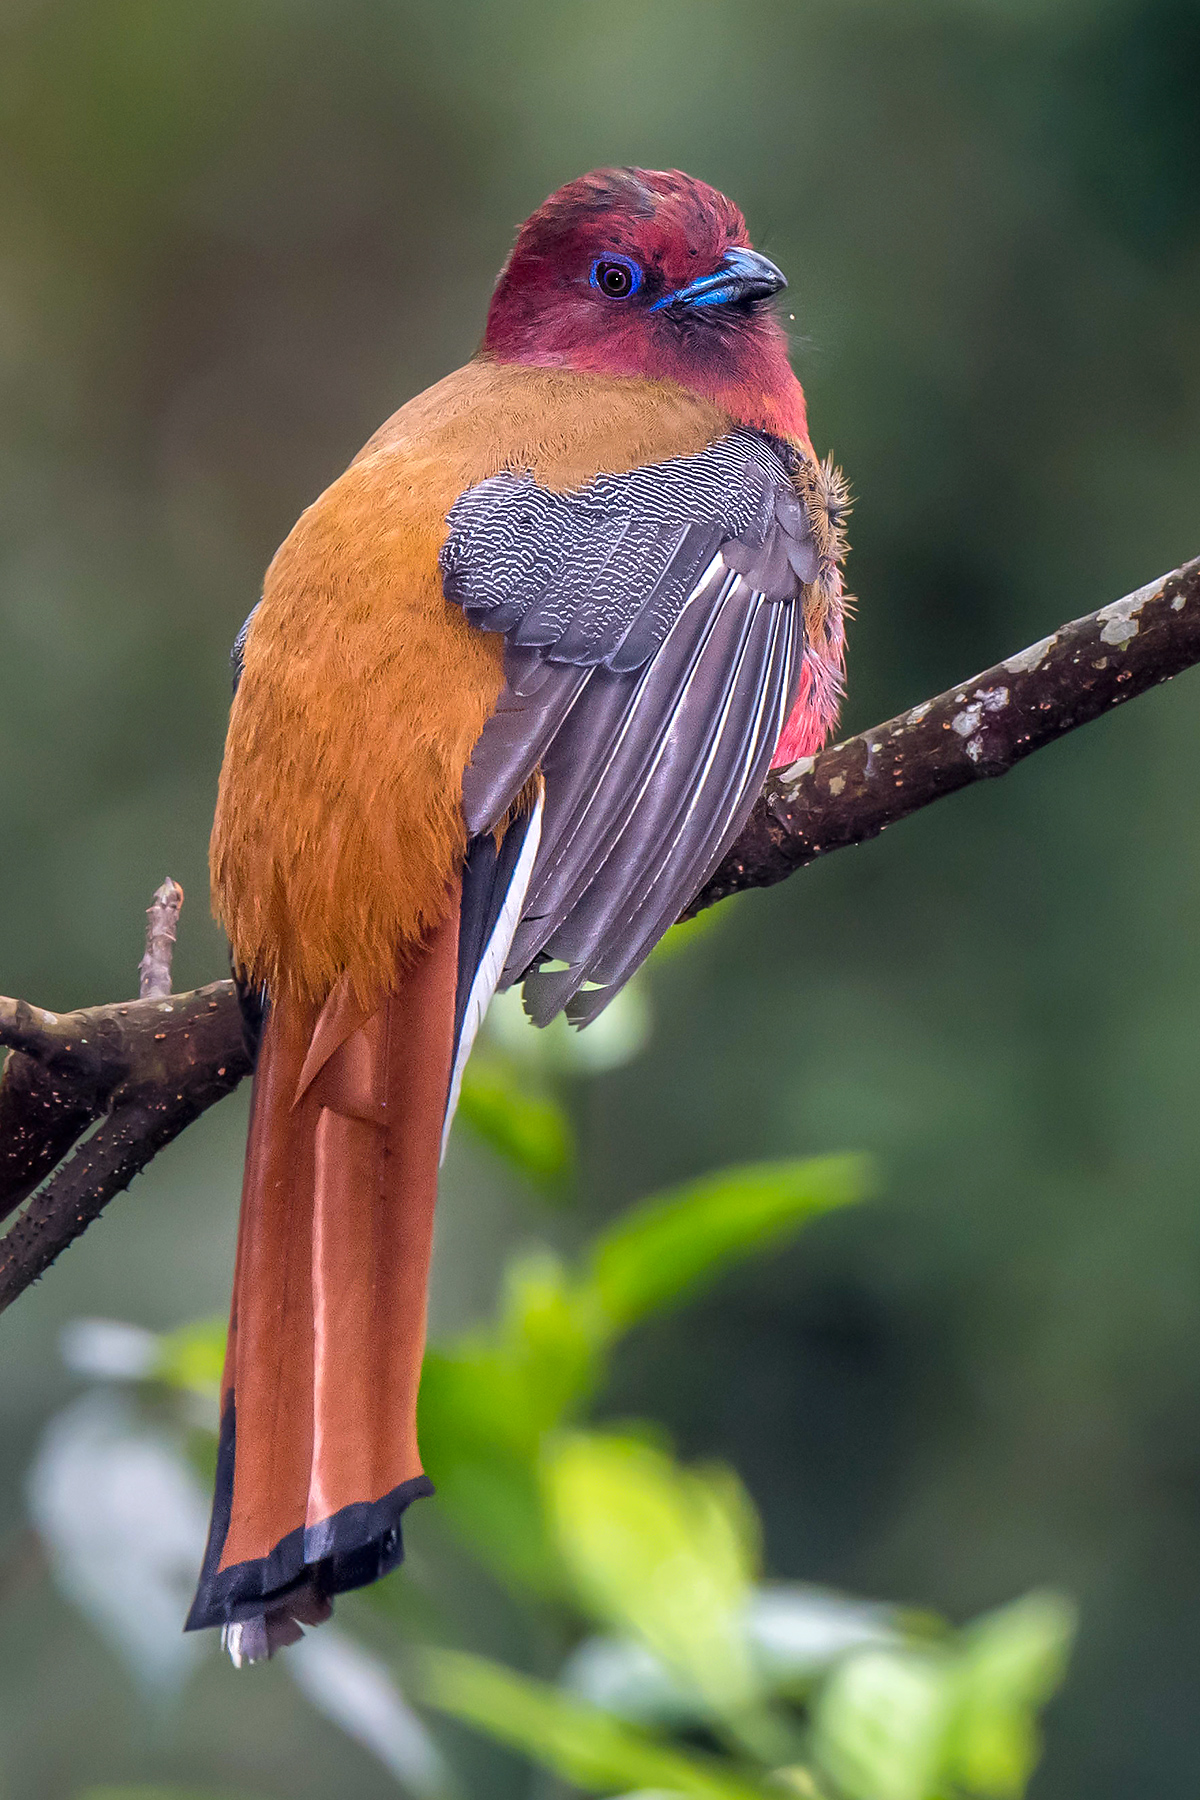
[{"left": 212, "top": 361, "right": 734, "bottom": 1008}]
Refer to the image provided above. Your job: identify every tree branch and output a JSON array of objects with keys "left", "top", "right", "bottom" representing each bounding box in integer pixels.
[
  {"left": 689, "top": 553, "right": 1200, "bottom": 913},
  {"left": 0, "top": 888, "right": 250, "bottom": 1310},
  {"left": 0, "top": 552, "right": 1197, "bottom": 1314}
]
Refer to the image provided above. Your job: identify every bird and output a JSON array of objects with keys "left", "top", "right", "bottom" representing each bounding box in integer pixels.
[{"left": 186, "top": 166, "right": 850, "bottom": 1664}]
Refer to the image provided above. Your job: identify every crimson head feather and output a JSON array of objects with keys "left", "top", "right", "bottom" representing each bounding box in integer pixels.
[{"left": 484, "top": 167, "right": 810, "bottom": 447}]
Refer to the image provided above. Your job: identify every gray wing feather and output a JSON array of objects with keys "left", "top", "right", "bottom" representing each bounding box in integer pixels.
[
  {"left": 522, "top": 582, "right": 802, "bottom": 1026},
  {"left": 582, "top": 598, "right": 802, "bottom": 1005},
  {"left": 230, "top": 602, "right": 260, "bottom": 694},
  {"left": 460, "top": 650, "right": 589, "bottom": 835},
  {"left": 442, "top": 429, "right": 815, "bottom": 1024},
  {"left": 506, "top": 562, "right": 739, "bottom": 984},
  {"left": 518, "top": 580, "right": 767, "bottom": 1023}
]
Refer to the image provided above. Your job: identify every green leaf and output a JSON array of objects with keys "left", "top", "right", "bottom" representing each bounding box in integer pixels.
[
  {"left": 810, "top": 1593, "right": 1075, "bottom": 1800},
  {"left": 416, "top": 1350, "right": 565, "bottom": 1597},
  {"left": 421, "top": 1250, "right": 602, "bottom": 1460},
  {"left": 496, "top": 1248, "right": 605, "bottom": 1418},
  {"left": 152, "top": 1317, "right": 226, "bottom": 1400},
  {"left": 456, "top": 1055, "right": 574, "bottom": 1186},
  {"left": 416, "top": 1158, "right": 870, "bottom": 1601},
  {"left": 416, "top": 1253, "right": 599, "bottom": 1593},
  {"left": 811, "top": 1647, "right": 953, "bottom": 1800},
  {"left": 586, "top": 1156, "right": 873, "bottom": 1331},
  {"left": 420, "top": 1651, "right": 770, "bottom": 1800},
  {"left": 543, "top": 1434, "right": 764, "bottom": 1731},
  {"left": 943, "top": 1592, "right": 1076, "bottom": 1797},
  {"left": 417, "top": 1247, "right": 606, "bottom": 1594}
]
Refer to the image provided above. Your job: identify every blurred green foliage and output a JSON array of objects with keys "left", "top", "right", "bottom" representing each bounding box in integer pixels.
[
  {"left": 0, "top": 0, "right": 1198, "bottom": 1795},
  {"left": 417, "top": 1154, "right": 867, "bottom": 1596},
  {"left": 542, "top": 1436, "right": 769, "bottom": 1734},
  {"left": 415, "top": 1152, "right": 1070, "bottom": 1799},
  {"left": 811, "top": 1593, "right": 1075, "bottom": 1800},
  {"left": 457, "top": 1057, "right": 575, "bottom": 1192},
  {"left": 425, "top": 1541, "right": 1073, "bottom": 1800},
  {"left": 64, "top": 1143, "right": 1070, "bottom": 1800},
  {"left": 423, "top": 1651, "right": 774, "bottom": 1800},
  {"left": 153, "top": 1319, "right": 226, "bottom": 1404}
]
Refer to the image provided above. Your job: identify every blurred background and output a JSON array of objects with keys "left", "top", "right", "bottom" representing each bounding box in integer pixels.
[{"left": 0, "top": 0, "right": 1198, "bottom": 1794}]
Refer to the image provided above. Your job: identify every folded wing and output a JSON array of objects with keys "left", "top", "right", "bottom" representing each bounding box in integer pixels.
[{"left": 441, "top": 428, "right": 814, "bottom": 1026}]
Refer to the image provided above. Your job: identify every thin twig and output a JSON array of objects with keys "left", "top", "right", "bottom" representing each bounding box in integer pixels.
[{"left": 139, "top": 877, "right": 184, "bottom": 999}]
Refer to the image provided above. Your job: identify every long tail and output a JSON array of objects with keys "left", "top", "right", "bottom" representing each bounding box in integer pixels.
[
  {"left": 186, "top": 794, "right": 544, "bottom": 1663},
  {"left": 184, "top": 896, "right": 461, "bottom": 1661}
]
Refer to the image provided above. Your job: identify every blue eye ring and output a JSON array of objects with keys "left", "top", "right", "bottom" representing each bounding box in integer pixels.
[{"left": 589, "top": 256, "right": 642, "bottom": 299}]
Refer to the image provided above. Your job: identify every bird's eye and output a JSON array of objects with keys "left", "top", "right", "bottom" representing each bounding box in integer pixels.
[{"left": 590, "top": 257, "right": 642, "bottom": 300}]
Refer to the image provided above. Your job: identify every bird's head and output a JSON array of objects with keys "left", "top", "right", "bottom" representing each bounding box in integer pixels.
[{"left": 483, "top": 167, "right": 809, "bottom": 447}]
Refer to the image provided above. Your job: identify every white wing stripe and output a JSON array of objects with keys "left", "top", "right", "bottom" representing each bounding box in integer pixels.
[{"left": 439, "top": 789, "right": 545, "bottom": 1162}]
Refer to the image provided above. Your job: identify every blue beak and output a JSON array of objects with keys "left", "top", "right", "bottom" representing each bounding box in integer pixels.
[{"left": 651, "top": 246, "right": 787, "bottom": 312}]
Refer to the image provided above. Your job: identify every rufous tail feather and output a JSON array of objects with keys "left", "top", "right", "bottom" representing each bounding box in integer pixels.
[{"left": 186, "top": 889, "right": 460, "bottom": 1658}]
